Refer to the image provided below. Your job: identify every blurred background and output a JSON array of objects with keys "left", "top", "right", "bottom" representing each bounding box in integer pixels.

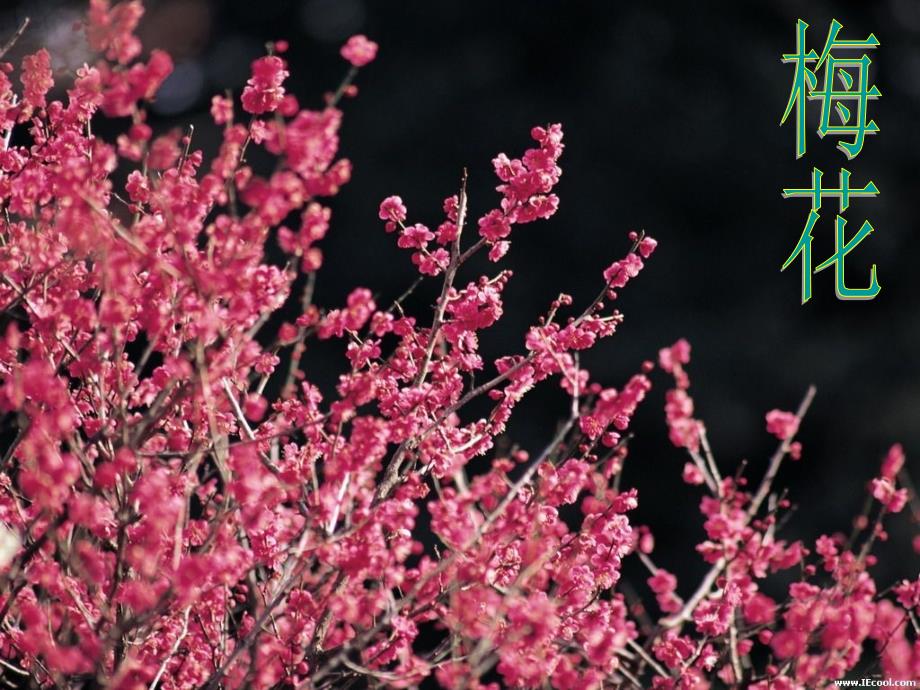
[{"left": 1, "top": 0, "right": 917, "bottom": 592}]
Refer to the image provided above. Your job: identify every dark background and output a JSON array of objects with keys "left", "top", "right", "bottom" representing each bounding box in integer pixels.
[{"left": 2, "top": 0, "right": 916, "bottom": 590}]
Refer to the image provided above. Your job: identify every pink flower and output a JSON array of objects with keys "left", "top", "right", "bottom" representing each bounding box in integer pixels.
[
  {"left": 241, "top": 55, "right": 289, "bottom": 114},
  {"left": 765, "top": 409, "right": 799, "bottom": 441},
  {"left": 488, "top": 240, "right": 510, "bottom": 262},
  {"left": 340, "top": 34, "right": 378, "bottom": 67},
  {"left": 397, "top": 223, "right": 433, "bottom": 249},
  {"left": 86, "top": 0, "right": 144, "bottom": 64},
  {"left": 872, "top": 477, "right": 895, "bottom": 503},
  {"left": 474, "top": 124, "right": 564, "bottom": 253},
  {"left": 658, "top": 339, "right": 690, "bottom": 374},
  {"left": 0, "top": 5, "right": 911, "bottom": 688},
  {"left": 665, "top": 389, "right": 700, "bottom": 452},
  {"left": 478, "top": 209, "right": 511, "bottom": 241},
  {"left": 638, "top": 235, "right": 658, "bottom": 258},
  {"left": 413, "top": 247, "right": 449, "bottom": 276},
  {"left": 603, "top": 252, "right": 644, "bottom": 288},
  {"left": 871, "top": 477, "right": 908, "bottom": 513},
  {"left": 378, "top": 195, "right": 407, "bottom": 232},
  {"left": 881, "top": 443, "right": 905, "bottom": 479},
  {"left": 21, "top": 49, "right": 53, "bottom": 111},
  {"left": 648, "top": 569, "right": 682, "bottom": 614},
  {"left": 653, "top": 631, "right": 695, "bottom": 669},
  {"left": 692, "top": 583, "right": 741, "bottom": 636},
  {"left": 210, "top": 94, "right": 233, "bottom": 125},
  {"left": 743, "top": 593, "right": 777, "bottom": 625},
  {"left": 770, "top": 630, "right": 807, "bottom": 659},
  {"left": 682, "top": 462, "right": 705, "bottom": 485}
]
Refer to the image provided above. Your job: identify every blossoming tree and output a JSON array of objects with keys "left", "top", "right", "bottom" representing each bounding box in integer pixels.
[{"left": 0, "top": 2, "right": 916, "bottom": 688}]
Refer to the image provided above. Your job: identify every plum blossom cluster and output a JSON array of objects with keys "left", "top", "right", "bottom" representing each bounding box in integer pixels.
[{"left": 0, "top": 3, "right": 916, "bottom": 689}]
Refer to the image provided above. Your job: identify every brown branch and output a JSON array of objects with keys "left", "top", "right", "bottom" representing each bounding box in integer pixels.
[
  {"left": 663, "top": 385, "right": 817, "bottom": 628},
  {"left": 375, "top": 171, "right": 468, "bottom": 500},
  {"left": 746, "top": 384, "right": 816, "bottom": 519},
  {"left": 0, "top": 17, "right": 29, "bottom": 61}
]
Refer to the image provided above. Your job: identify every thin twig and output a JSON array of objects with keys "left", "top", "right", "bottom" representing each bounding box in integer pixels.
[
  {"left": 328, "top": 66, "right": 358, "bottom": 108},
  {"left": 663, "top": 385, "right": 817, "bottom": 628},
  {"left": 149, "top": 607, "right": 190, "bottom": 690},
  {"left": 729, "top": 615, "right": 743, "bottom": 685},
  {"left": 413, "top": 170, "right": 468, "bottom": 388},
  {"left": 699, "top": 425, "right": 722, "bottom": 491},
  {"left": 375, "top": 171, "right": 468, "bottom": 500},
  {"left": 0, "top": 18, "right": 29, "bottom": 61},
  {"left": 747, "top": 385, "right": 816, "bottom": 519},
  {"left": 627, "top": 639, "right": 669, "bottom": 679}
]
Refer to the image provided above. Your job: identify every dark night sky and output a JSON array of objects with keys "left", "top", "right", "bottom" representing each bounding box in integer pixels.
[{"left": 2, "top": 0, "right": 917, "bottom": 583}]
